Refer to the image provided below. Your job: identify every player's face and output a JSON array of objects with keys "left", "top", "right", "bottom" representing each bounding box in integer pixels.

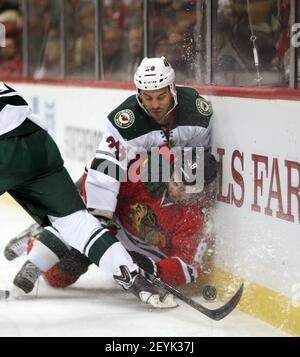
[
  {"left": 168, "top": 172, "right": 195, "bottom": 205},
  {"left": 140, "top": 87, "right": 173, "bottom": 124},
  {"left": 169, "top": 173, "right": 217, "bottom": 206}
]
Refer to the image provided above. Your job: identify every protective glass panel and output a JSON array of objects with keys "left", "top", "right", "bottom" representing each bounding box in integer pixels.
[
  {"left": 28, "top": 0, "right": 60, "bottom": 79},
  {"left": 102, "top": 0, "right": 144, "bottom": 81},
  {"left": 148, "top": 0, "right": 207, "bottom": 84},
  {"left": 213, "top": 0, "right": 291, "bottom": 86},
  {"left": 65, "top": 0, "right": 96, "bottom": 80}
]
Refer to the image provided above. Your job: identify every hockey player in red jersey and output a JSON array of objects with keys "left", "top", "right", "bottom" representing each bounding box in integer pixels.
[
  {"left": 5, "top": 147, "right": 218, "bottom": 289},
  {"left": 112, "top": 149, "right": 217, "bottom": 286}
]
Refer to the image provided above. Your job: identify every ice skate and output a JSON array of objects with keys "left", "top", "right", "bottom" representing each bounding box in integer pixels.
[
  {"left": 13, "top": 261, "right": 42, "bottom": 294},
  {"left": 4, "top": 223, "right": 42, "bottom": 261}
]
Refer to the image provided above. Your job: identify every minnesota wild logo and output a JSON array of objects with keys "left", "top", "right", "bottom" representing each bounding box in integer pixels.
[
  {"left": 114, "top": 109, "right": 135, "bottom": 129},
  {"left": 196, "top": 98, "right": 212, "bottom": 116}
]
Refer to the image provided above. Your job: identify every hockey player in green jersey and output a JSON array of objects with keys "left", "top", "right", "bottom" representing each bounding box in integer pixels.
[
  {"left": 84, "top": 56, "right": 213, "bottom": 219},
  {"left": 0, "top": 81, "right": 176, "bottom": 308}
]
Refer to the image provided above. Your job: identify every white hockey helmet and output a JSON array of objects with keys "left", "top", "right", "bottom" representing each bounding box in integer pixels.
[{"left": 134, "top": 56, "right": 175, "bottom": 91}]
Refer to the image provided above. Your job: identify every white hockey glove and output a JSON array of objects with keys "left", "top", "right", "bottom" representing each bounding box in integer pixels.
[{"left": 113, "top": 265, "right": 178, "bottom": 309}]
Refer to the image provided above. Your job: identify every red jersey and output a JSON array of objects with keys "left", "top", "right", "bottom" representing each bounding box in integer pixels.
[{"left": 115, "top": 179, "right": 214, "bottom": 286}]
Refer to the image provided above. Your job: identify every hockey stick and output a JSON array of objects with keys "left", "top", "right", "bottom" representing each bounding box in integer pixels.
[
  {"left": 0, "top": 290, "right": 9, "bottom": 300},
  {"left": 147, "top": 274, "right": 244, "bottom": 321}
]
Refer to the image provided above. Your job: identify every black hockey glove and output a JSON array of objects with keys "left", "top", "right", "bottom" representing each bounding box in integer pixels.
[
  {"left": 99, "top": 218, "right": 121, "bottom": 234},
  {"left": 129, "top": 251, "right": 158, "bottom": 277},
  {"left": 89, "top": 210, "right": 121, "bottom": 235}
]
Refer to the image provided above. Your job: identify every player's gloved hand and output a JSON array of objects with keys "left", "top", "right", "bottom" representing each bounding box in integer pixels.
[
  {"left": 129, "top": 251, "right": 158, "bottom": 277},
  {"left": 113, "top": 265, "right": 178, "bottom": 309},
  {"left": 99, "top": 218, "right": 121, "bottom": 235},
  {"left": 90, "top": 209, "right": 121, "bottom": 235}
]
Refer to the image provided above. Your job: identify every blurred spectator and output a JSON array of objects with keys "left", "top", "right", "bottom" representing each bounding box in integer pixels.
[
  {"left": 271, "top": 0, "right": 290, "bottom": 83},
  {"left": 218, "top": 0, "right": 240, "bottom": 27},
  {"left": 175, "top": 1, "right": 196, "bottom": 35},
  {"left": 72, "top": 31, "right": 95, "bottom": 79},
  {"left": 148, "top": 0, "right": 197, "bottom": 83},
  {"left": 235, "top": 23, "right": 276, "bottom": 72},
  {"left": 167, "top": 28, "right": 196, "bottom": 83},
  {"left": 64, "top": 0, "right": 96, "bottom": 80},
  {"left": 101, "top": 1, "right": 144, "bottom": 81},
  {"left": 80, "top": 0, "right": 96, "bottom": 33},
  {"left": 124, "top": 24, "right": 143, "bottom": 80},
  {"left": 126, "top": 0, "right": 143, "bottom": 28},
  {"left": 149, "top": 0, "right": 173, "bottom": 45},
  {"left": 0, "top": 5, "right": 22, "bottom": 77},
  {"left": 213, "top": 14, "right": 250, "bottom": 84},
  {"left": 28, "top": 0, "right": 60, "bottom": 77},
  {"left": 0, "top": 0, "right": 291, "bottom": 86},
  {"left": 0, "top": 8, "right": 21, "bottom": 37},
  {"left": 233, "top": 0, "right": 277, "bottom": 34},
  {"left": 153, "top": 34, "right": 169, "bottom": 58},
  {"left": 232, "top": 0, "right": 278, "bottom": 70},
  {"left": 174, "top": 2, "right": 197, "bottom": 59},
  {"left": 0, "top": 35, "right": 22, "bottom": 76},
  {"left": 103, "top": 25, "right": 124, "bottom": 80},
  {"left": 0, "top": 0, "right": 20, "bottom": 12},
  {"left": 215, "top": 0, "right": 281, "bottom": 85},
  {"left": 33, "top": 33, "right": 60, "bottom": 79},
  {"left": 103, "top": 0, "right": 129, "bottom": 29}
]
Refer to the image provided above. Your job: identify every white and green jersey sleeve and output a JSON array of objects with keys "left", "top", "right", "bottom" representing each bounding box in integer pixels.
[{"left": 0, "top": 82, "right": 48, "bottom": 135}]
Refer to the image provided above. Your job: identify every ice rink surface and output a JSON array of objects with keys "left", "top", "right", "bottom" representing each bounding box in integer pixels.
[{"left": 0, "top": 199, "right": 289, "bottom": 337}]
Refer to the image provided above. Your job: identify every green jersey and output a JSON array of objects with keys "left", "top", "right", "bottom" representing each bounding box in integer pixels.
[
  {"left": 0, "top": 82, "right": 85, "bottom": 226},
  {"left": 85, "top": 86, "right": 213, "bottom": 214}
]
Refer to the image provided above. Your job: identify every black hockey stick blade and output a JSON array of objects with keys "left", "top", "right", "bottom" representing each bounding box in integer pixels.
[
  {"left": 148, "top": 274, "right": 244, "bottom": 321},
  {"left": 0, "top": 290, "right": 10, "bottom": 300}
]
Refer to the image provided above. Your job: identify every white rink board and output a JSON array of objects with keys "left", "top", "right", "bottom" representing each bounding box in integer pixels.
[
  {"left": 7, "top": 82, "right": 300, "bottom": 301},
  {"left": 210, "top": 96, "right": 300, "bottom": 297}
]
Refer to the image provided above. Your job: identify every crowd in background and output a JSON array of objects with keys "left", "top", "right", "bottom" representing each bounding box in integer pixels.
[
  {"left": 0, "top": 0, "right": 22, "bottom": 76},
  {"left": 0, "top": 0, "right": 296, "bottom": 86}
]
